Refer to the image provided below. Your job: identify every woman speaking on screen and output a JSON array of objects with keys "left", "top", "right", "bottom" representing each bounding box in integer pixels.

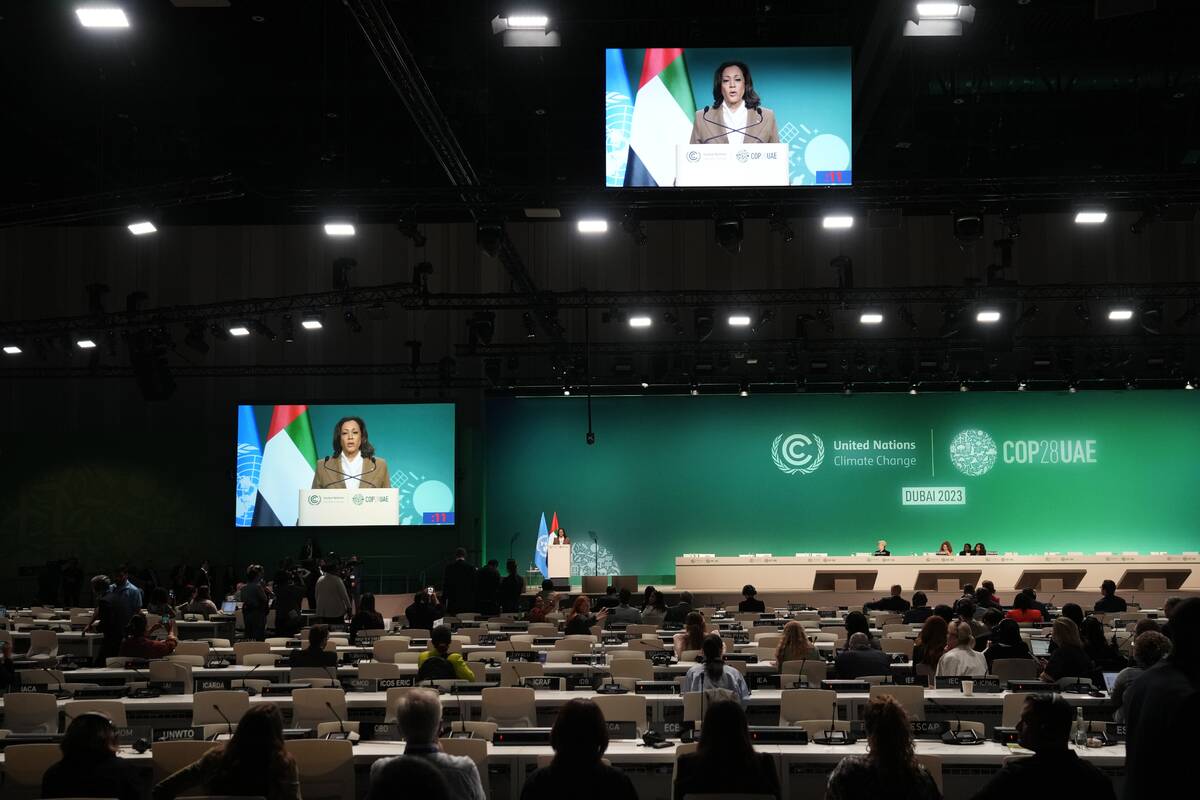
[
  {"left": 311, "top": 416, "right": 391, "bottom": 490},
  {"left": 689, "top": 61, "right": 780, "bottom": 145}
]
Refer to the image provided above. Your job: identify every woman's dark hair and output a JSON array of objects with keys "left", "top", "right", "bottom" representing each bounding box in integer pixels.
[
  {"left": 961, "top": 542, "right": 972, "bottom": 551},
  {"left": 430, "top": 624, "right": 452, "bottom": 656},
  {"left": 742, "top": 584, "right": 757, "bottom": 598},
  {"left": 940, "top": 540, "right": 953, "bottom": 552},
  {"left": 367, "top": 755, "right": 451, "bottom": 800},
  {"left": 684, "top": 611, "right": 707, "bottom": 651},
  {"left": 956, "top": 599, "right": 977, "bottom": 621},
  {"left": 215, "top": 704, "right": 295, "bottom": 792},
  {"left": 992, "top": 618, "right": 1023, "bottom": 648},
  {"left": 360, "top": 593, "right": 377, "bottom": 613},
  {"left": 1061, "top": 603, "right": 1084, "bottom": 626},
  {"left": 61, "top": 711, "right": 118, "bottom": 759},
  {"left": 974, "top": 586, "right": 992, "bottom": 605},
  {"left": 127, "top": 613, "right": 148, "bottom": 638},
  {"left": 932, "top": 604, "right": 955, "bottom": 624},
  {"left": 1133, "top": 630, "right": 1171, "bottom": 668},
  {"left": 697, "top": 699, "right": 757, "bottom": 770},
  {"left": 702, "top": 633, "right": 726, "bottom": 682},
  {"left": 974, "top": 542, "right": 987, "bottom": 554},
  {"left": 331, "top": 416, "right": 376, "bottom": 458},
  {"left": 844, "top": 610, "right": 870, "bottom": 637},
  {"left": 646, "top": 588, "right": 666, "bottom": 610},
  {"left": 550, "top": 698, "right": 608, "bottom": 765},
  {"left": 911, "top": 591, "right": 928, "bottom": 608},
  {"left": 1013, "top": 592, "right": 1032, "bottom": 611},
  {"left": 863, "top": 695, "right": 923, "bottom": 783},
  {"left": 914, "top": 616, "right": 948, "bottom": 669},
  {"left": 1081, "top": 616, "right": 1110, "bottom": 649},
  {"left": 710, "top": 61, "right": 761, "bottom": 109}
]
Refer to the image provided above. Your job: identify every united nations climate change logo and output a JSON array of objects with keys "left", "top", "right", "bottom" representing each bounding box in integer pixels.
[
  {"left": 771, "top": 433, "right": 825, "bottom": 475},
  {"left": 306, "top": 494, "right": 321, "bottom": 506},
  {"left": 949, "top": 429, "right": 998, "bottom": 477},
  {"left": 686, "top": 150, "right": 700, "bottom": 162}
]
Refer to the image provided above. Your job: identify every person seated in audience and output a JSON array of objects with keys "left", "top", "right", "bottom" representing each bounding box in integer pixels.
[
  {"left": 739, "top": 583, "right": 766, "bottom": 612},
  {"left": 519, "top": 698, "right": 638, "bottom": 800},
  {"left": 146, "top": 587, "right": 178, "bottom": 637},
  {"left": 674, "top": 700, "right": 781, "bottom": 800},
  {"left": 984, "top": 618, "right": 1036, "bottom": 672},
  {"left": 835, "top": 632, "right": 892, "bottom": 680},
  {"left": 1093, "top": 579, "right": 1128, "bottom": 614},
  {"left": 0, "top": 639, "right": 16, "bottom": 692},
  {"left": 936, "top": 619, "right": 988, "bottom": 677},
  {"left": 674, "top": 611, "right": 711, "bottom": 659},
  {"left": 903, "top": 591, "right": 933, "bottom": 624},
  {"left": 1039, "top": 617, "right": 1095, "bottom": 684},
  {"left": 405, "top": 587, "right": 444, "bottom": 631},
  {"left": 937, "top": 540, "right": 954, "bottom": 556},
  {"left": 775, "top": 620, "right": 816, "bottom": 669},
  {"left": 594, "top": 585, "right": 621, "bottom": 610},
  {"left": 1111, "top": 630, "right": 1170, "bottom": 722},
  {"left": 864, "top": 584, "right": 911, "bottom": 614},
  {"left": 954, "top": 599, "right": 988, "bottom": 639},
  {"left": 42, "top": 711, "right": 146, "bottom": 800},
  {"left": 417, "top": 624, "right": 476, "bottom": 682},
  {"left": 564, "top": 594, "right": 608, "bottom": 635},
  {"left": 663, "top": 590, "right": 694, "bottom": 624},
  {"left": 681, "top": 633, "right": 750, "bottom": 704},
  {"left": 932, "top": 603, "right": 956, "bottom": 625},
  {"left": 153, "top": 704, "right": 299, "bottom": 800},
  {"left": 1060, "top": 602, "right": 1084, "bottom": 627},
  {"left": 912, "top": 616, "right": 949, "bottom": 677},
  {"left": 980, "top": 580, "right": 1001, "bottom": 607},
  {"left": 1163, "top": 595, "right": 1184, "bottom": 620},
  {"left": 843, "top": 610, "right": 880, "bottom": 648},
  {"left": 1122, "top": 598, "right": 1200, "bottom": 800},
  {"left": 367, "top": 756, "right": 451, "bottom": 800},
  {"left": 973, "top": 542, "right": 988, "bottom": 556},
  {"left": 118, "top": 613, "right": 178, "bottom": 660},
  {"left": 180, "top": 584, "right": 220, "bottom": 619},
  {"left": 527, "top": 595, "right": 548, "bottom": 623},
  {"left": 969, "top": 693, "right": 1116, "bottom": 800},
  {"left": 288, "top": 623, "right": 338, "bottom": 668},
  {"left": 369, "top": 688, "right": 485, "bottom": 800},
  {"left": 975, "top": 608, "right": 1004, "bottom": 650},
  {"left": 640, "top": 587, "right": 668, "bottom": 626},
  {"left": 1081, "top": 616, "right": 1126, "bottom": 671},
  {"left": 959, "top": 542, "right": 973, "bottom": 555},
  {"left": 607, "top": 588, "right": 643, "bottom": 625},
  {"left": 1022, "top": 587, "right": 1050, "bottom": 617},
  {"left": 972, "top": 586, "right": 998, "bottom": 617},
  {"left": 349, "top": 592, "right": 386, "bottom": 645},
  {"left": 826, "top": 694, "right": 941, "bottom": 800},
  {"left": 872, "top": 539, "right": 891, "bottom": 556},
  {"left": 1005, "top": 590, "right": 1043, "bottom": 623}
]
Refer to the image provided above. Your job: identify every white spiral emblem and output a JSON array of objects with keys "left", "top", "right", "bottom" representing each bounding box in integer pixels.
[{"left": 772, "top": 433, "right": 825, "bottom": 475}]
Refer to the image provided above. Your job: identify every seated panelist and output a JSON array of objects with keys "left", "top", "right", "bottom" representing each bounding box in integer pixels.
[
  {"left": 311, "top": 416, "right": 390, "bottom": 489},
  {"left": 872, "top": 539, "right": 891, "bottom": 557}
]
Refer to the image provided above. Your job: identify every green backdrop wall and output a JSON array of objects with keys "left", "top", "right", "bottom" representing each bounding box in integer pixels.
[{"left": 485, "top": 392, "right": 1200, "bottom": 577}]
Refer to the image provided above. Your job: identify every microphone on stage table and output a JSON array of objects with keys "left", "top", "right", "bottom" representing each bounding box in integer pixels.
[
  {"left": 321, "top": 457, "right": 378, "bottom": 484},
  {"left": 212, "top": 703, "right": 234, "bottom": 738},
  {"left": 700, "top": 106, "right": 765, "bottom": 144}
]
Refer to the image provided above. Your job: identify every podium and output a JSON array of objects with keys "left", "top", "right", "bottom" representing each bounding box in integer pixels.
[
  {"left": 675, "top": 143, "right": 789, "bottom": 186},
  {"left": 297, "top": 488, "right": 399, "bottom": 526},
  {"left": 547, "top": 544, "right": 572, "bottom": 580}
]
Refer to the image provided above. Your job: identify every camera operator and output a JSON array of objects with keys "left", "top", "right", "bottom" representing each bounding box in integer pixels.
[{"left": 405, "top": 587, "right": 444, "bottom": 631}]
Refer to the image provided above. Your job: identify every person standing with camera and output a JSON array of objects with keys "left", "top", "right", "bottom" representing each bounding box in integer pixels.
[{"left": 406, "top": 588, "right": 444, "bottom": 631}]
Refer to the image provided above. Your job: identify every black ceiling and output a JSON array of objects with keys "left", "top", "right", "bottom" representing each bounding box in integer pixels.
[{"left": 4, "top": 0, "right": 1200, "bottom": 226}]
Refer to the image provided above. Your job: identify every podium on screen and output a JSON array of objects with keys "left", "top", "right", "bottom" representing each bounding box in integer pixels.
[{"left": 298, "top": 488, "right": 400, "bottom": 526}]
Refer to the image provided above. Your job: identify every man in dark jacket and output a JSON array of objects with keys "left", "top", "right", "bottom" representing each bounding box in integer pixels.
[
  {"left": 475, "top": 559, "right": 502, "bottom": 616},
  {"left": 441, "top": 548, "right": 476, "bottom": 615},
  {"left": 663, "top": 591, "right": 694, "bottom": 624}
]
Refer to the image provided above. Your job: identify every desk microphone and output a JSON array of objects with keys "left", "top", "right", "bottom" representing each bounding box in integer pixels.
[
  {"left": 812, "top": 699, "right": 851, "bottom": 744},
  {"left": 926, "top": 695, "right": 981, "bottom": 744},
  {"left": 700, "top": 106, "right": 765, "bottom": 143},
  {"left": 212, "top": 704, "right": 234, "bottom": 739},
  {"left": 325, "top": 701, "right": 359, "bottom": 742}
]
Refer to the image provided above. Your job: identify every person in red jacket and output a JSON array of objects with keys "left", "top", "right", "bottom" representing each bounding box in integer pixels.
[{"left": 118, "top": 613, "right": 178, "bottom": 660}]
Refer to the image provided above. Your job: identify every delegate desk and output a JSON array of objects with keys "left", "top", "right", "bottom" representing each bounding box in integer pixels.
[
  {"left": 0, "top": 732, "right": 1125, "bottom": 800},
  {"left": 675, "top": 553, "right": 1200, "bottom": 593}
]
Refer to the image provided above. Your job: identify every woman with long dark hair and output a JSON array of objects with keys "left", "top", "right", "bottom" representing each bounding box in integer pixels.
[
  {"left": 520, "top": 699, "right": 637, "bottom": 800},
  {"left": 825, "top": 695, "right": 941, "bottom": 800},
  {"left": 673, "top": 611, "right": 708, "bottom": 658},
  {"left": 775, "top": 620, "right": 816, "bottom": 669},
  {"left": 312, "top": 415, "right": 391, "bottom": 489},
  {"left": 912, "top": 615, "right": 949, "bottom": 677},
  {"left": 984, "top": 618, "right": 1036, "bottom": 672},
  {"left": 640, "top": 587, "right": 667, "bottom": 626},
  {"left": 681, "top": 633, "right": 750, "bottom": 705},
  {"left": 153, "top": 704, "right": 300, "bottom": 800},
  {"left": 42, "top": 712, "right": 145, "bottom": 800},
  {"left": 689, "top": 61, "right": 780, "bottom": 145},
  {"left": 349, "top": 591, "right": 386, "bottom": 645},
  {"left": 674, "top": 700, "right": 780, "bottom": 799}
]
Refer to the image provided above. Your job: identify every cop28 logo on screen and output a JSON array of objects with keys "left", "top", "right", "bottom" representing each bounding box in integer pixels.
[
  {"left": 950, "top": 429, "right": 1097, "bottom": 477},
  {"left": 772, "top": 433, "right": 825, "bottom": 475}
]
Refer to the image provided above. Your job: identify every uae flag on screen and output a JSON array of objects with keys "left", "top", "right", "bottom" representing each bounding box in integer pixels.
[
  {"left": 625, "top": 48, "right": 695, "bottom": 187},
  {"left": 252, "top": 405, "right": 318, "bottom": 527}
]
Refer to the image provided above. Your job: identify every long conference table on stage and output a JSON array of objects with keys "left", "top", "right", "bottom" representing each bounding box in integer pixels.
[{"left": 674, "top": 552, "right": 1200, "bottom": 592}]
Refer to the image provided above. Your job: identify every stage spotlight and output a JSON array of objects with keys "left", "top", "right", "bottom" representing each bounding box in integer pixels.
[
  {"left": 953, "top": 212, "right": 983, "bottom": 244},
  {"left": 640, "top": 379, "right": 650, "bottom": 389},
  {"left": 728, "top": 313, "right": 751, "bottom": 327},
  {"left": 476, "top": 221, "right": 504, "bottom": 256},
  {"left": 916, "top": 2, "right": 961, "bottom": 17},
  {"left": 976, "top": 309, "right": 1001, "bottom": 323},
  {"left": 822, "top": 215, "right": 854, "bottom": 230},
  {"left": 1186, "top": 379, "right": 1195, "bottom": 390},
  {"left": 412, "top": 261, "right": 434, "bottom": 293},
  {"left": 301, "top": 313, "right": 324, "bottom": 330},
  {"left": 1017, "top": 380, "right": 1027, "bottom": 391},
  {"left": 1129, "top": 208, "right": 1157, "bottom": 235},
  {"left": 343, "top": 309, "right": 363, "bottom": 334},
  {"left": 898, "top": 306, "right": 918, "bottom": 332},
  {"left": 694, "top": 308, "right": 714, "bottom": 341},
  {"left": 1126, "top": 378, "right": 1137, "bottom": 390},
  {"left": 751, "top": 309, "right": 774, "bottom": 335},
  {"left": 909, "top": 382, "right": 919, "bottom": 395},
  {"left": 690, "top": 382, "right": 700, "bottom": 396},
  {"left": 959, "top": 381, "right": 969, "bottom": 392},
  {"left": 628, "top": 315, "right": 652, "bottom": 328},
  {"left": 715, "top": 216, "right": 743, "bottom": 255},
  {"left": 1068, "top": 381, "right": 1078, "bottom": 393},
  {"left": 577, "top": 219, "right": 608, "bottom": 234},
  {"left": 76, "top": 7, "right": 130, "bottom": 28},
  {"left": 1073, "top": 303, "right": 1091, "bottom": 326},
  {"left": 184, "top": 323, "right": 209, "bottom": 354},
  {"left": 323, "top": 221, "right": 356, "bottom": 237},
  {"left": 127, "top": 220, "right": 157, "bottom": 236},
  {"left": 562, "top": 384, "right": 571, "bottom": 397},
  {"left": 1074, "top": 210, "right": 1107, "bottom": 224},
  {"left": 860, "top": 312, "right": 884, "bottom": 325},
  {"left": 76, "top": 338, "right": 97, "bottom": 349},
  {"left": 768, "top": 213, "right": 794, "bottom": 242},
  {"left": 522, "top": 312, "right": 537, "bottom": 338},
  {"left": 228, "top": 325, "right": 251, "bottom": 337},
  {"left": 2, "top": 345, "right": 21, "bottom": 355},
  {"left": 467, "top": 311, "right": 496, "bottom": 348},
  {"left": 1000, "top": 208, "right": 1021, "bottom": 239},
  {"left": 1108, "top": 308, "right": 1133, "bottom": 321},
  {"left": 739, "top": 379, "right": 750, "bottom": 397}
]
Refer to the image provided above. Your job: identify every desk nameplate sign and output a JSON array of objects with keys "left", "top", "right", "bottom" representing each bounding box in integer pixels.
[
  {"left": 195, "top": 677, "right": 232, "bottom": 692},
  {"left": 911, "top": 720, "right": 949, "bottom": 740},
  {"left": 152, "top": 727, "right": 207, "bottom": 742},
  {"left": 377, "top": 677, "right": 416, "bottom": 689},
  {"left": 605, "top": 721, "right": 638, "bottom": 739},
  {"left": 506, "top": 650, "right": 540, "bottom": 662}
]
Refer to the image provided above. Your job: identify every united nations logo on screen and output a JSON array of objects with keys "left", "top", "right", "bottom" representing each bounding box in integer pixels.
[
  {"left": 686, "top": 150, "right": 700, "bottom": 162},
  {"left": 771, "top": 433, "right": 825, "bottom": 475},
  {"left": 949, "top": 429, "right": 998, "bottom": 477}
]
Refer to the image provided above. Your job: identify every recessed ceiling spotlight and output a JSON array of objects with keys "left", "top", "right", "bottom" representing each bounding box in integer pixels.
[
  {"left": 76, "top": 338, "right": 97, "bottom": 349},
  {"left": 1074, "top": 210, "right": 1108, "bottom": 224},
  {"left": 822, "top": 215, "right": 854, "bottom": 229},
  {"left": 859, "top": 312, "right": 884, "bottom": 325},
  {"left": 976, "top": 310, "right": 1002, "bottom": 323},
  {"left": 577, "top": 219, "right": 608, "bottom": 234},
  {"left": 76, "top": 7, "right": 130, "bottom": 28},
  {"left": 1108, "top": 308, "right": 1134, "bottom": 321},
  {"left": 127, "top": 221, "right": 157, "bottom": 235},
  {"left": 728, "top": 314, "right": 752, "bottom": 327},
  {"left": 3, "top": 345, "right": 22, "bottom": 355},
  {"left": 228, "top": 325, "right": 251, "bottom": 337},
  {"left": 628, "top": 316, "right": 652, "bottom": 328},
  {"left": 324, "top": 222, "right": 356, "bottom": 237}
]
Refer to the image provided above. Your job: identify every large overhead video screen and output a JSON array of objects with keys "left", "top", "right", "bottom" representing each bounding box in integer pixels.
[
  {"left": 605, "top": 47, "right": 852, "bottom": 188},
  {"left": 235, "top": 403, "right": 455, "bottom": 527}
]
